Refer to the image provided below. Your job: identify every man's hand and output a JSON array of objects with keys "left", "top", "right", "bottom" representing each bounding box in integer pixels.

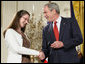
[
  {"left": 38, "top": 51, "right": 45, "bottom": 60},
  {"left": 51, "top": 41, "right": 64, "bottom": 48}
]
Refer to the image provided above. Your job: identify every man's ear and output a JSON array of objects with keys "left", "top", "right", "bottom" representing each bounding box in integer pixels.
[{"left": 52, "top": 9, "right": 56, "bottom": 14}]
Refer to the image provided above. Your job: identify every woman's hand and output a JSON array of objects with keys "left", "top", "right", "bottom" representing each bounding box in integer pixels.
[{"left": 38, "top": 51, "right": 45, "bottom": 60}]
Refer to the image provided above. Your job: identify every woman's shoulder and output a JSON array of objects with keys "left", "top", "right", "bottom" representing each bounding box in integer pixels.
[
  {"left": 5, "top": 28, "right": 16, "bottom": 37},
  {"left": 5, "top": 28, "right": 22, "bottom": 38},
  {"left": 5, "top": 28, "right": 15, "bottom": 39},
  {"left": 6, "top": 28, "right": 16, "bottom": 34},
  {"left": 6, "top": 28, "right": 21, "bottom": 36}
]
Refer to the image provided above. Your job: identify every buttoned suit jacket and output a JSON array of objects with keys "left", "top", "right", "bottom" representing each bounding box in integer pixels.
[{"left": 42, "top": 17, "right": 83, "bottom": 63}]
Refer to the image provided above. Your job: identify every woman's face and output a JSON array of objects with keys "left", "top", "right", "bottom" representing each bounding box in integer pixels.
[{"left": 19, "top": 14, "right": 29, "bottom": 28}]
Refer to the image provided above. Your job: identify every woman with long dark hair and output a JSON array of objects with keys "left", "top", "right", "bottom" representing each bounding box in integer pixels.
[{"left": 3, "top": 10, "right": 39, "bottom": 63}]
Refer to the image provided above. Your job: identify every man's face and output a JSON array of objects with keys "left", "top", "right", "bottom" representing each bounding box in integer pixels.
[{"left": 44, "top": 6, "right": 55, "bottom": 22}]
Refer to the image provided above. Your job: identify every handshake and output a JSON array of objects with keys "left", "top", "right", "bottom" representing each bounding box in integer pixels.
[
  {"left": 31, "top": 49, "right": 45, "bottom": 60},
  {"left": 37, "top": 50, "right": 45, "bottom": 60}
]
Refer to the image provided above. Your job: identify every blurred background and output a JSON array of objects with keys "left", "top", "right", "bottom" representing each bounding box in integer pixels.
[{"left": 1, "top": 1, "right": 84, "bottom": 63}]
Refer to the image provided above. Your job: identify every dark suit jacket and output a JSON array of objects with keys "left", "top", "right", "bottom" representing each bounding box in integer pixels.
[{"left": 42, "top": 17, "right": 83, "bottom": 63}]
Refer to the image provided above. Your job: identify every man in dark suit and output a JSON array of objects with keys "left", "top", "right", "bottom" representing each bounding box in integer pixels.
[{"left": 38, "top": 2, "right": 83, "bottom": 63}]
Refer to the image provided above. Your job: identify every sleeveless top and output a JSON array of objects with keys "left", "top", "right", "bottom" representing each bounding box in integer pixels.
[{"left": 16, "top": 30, "right": 31, "bottom": 63}]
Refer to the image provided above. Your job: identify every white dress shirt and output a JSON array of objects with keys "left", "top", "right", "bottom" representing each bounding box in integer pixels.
[{"left": 53, "top": 16, "right": 62, "bottom": 33}]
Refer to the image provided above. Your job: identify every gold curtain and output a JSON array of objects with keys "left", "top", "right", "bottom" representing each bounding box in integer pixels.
[{"left": 72, "top": 1, "right": 84, "bottom": 56}]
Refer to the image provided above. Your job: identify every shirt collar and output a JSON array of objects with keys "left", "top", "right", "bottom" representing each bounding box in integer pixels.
[
  {"left": 53, "top": 15, "right": 62, "bottom": 24},
  {"left": 47, "top": 16, "right": 62, "bottom": 24},
  {"left": 56, "top": 16, "right": 62, "bottom": 23}
]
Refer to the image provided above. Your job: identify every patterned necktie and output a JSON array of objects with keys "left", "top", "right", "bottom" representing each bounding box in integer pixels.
[{"left": 53, "top": 21, "right": 59, "bottom": 41}]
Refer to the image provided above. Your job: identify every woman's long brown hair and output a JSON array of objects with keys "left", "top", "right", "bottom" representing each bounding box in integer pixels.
[{"left": 3, "top": 10, "right": 30, "bottom": 38}]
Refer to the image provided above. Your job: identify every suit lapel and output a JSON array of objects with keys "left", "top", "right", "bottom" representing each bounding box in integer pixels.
[
  {"left": 48, "top": 22, "right": 56, "bottom": 42},
  {"left": 59, "top": 17, "right": 66, "bottom": 40},
  {"left": 48, "top": 17, "right": 66, "bottom": 42}
]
